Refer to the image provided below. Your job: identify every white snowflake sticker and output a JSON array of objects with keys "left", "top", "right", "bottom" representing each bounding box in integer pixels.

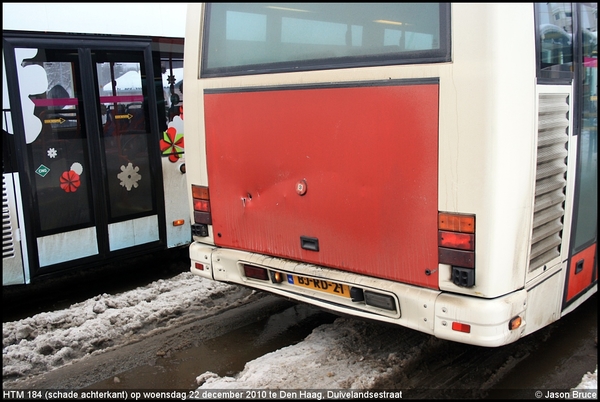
[
  {"left": 117, "top": 163, "right": 141, "bottom": 191},
  {"left": 47, "top": 148, "right": 58, "bottom": 158}
]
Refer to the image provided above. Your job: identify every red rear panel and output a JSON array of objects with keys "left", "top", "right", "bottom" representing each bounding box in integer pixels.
[{"left": 204, "top": 83, "right": 439, "bottom": 288}]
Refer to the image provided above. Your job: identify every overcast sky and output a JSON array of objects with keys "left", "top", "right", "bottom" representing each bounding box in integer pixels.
[{"left": 2, "top": 3, "right": 188, "bottom": 38}]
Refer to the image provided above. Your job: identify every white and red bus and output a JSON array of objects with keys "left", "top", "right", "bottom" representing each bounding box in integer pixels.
[
  {"left": 183, "top": 3, "right": 597, "bottom": 347},
  {"left": 2, "top": 3, "right": 189, "bottom": 286}
]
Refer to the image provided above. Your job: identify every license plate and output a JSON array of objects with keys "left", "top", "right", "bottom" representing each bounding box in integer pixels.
[{"left": 287, "top": 274, "right": 350, "bottom": 298}]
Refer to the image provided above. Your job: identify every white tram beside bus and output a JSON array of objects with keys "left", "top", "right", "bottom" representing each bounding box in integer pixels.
[{"left": 2, "top": 3, "right": 190, "bottom": 286}]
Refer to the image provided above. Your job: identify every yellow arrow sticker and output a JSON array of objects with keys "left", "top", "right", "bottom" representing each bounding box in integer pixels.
[{"left": 44, "top": 118, "right": 66, "bottom": 124}]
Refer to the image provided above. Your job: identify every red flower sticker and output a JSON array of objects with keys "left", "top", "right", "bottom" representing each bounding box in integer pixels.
[
  {"left": 60, "top": 170, "right": 81, "bottom": 193},
  {"left": 160, "top": 126, "right": 185, "bottom": 163}
]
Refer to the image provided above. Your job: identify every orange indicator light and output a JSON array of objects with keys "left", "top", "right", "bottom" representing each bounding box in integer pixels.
[
  {"left": 509, "top": 316, "right": 522, "bottom": 330},
  {"left": 439, "top": 212, "right": 475, "bottom": 233}
]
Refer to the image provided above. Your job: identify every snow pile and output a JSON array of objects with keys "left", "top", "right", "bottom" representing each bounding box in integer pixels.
[
  {"left": 573, "top": 368, "right": 597, "bottom": 390},
  {"left": 2, "top": 272, "right": 250, "bottom": 381},
  {"left": 3, "top": 271, "right": 596, "bottom": 392},
  {"left": 197, "top": 317, "right": 419, "bottom": 389}
]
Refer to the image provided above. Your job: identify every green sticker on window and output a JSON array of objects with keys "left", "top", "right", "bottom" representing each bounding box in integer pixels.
[{"left": 35, "top": 165, "right": 50, "bottom": 177}]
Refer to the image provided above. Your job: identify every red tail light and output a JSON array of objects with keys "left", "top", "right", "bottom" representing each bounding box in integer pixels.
[
  {"left": 243, "top": 264, "right": 269, "bottom": 280},
  {"left": 439, "top": 212, "right": 476, "bottom": 287},
  {"left": 192, "top": 185, "right": 212, "bottom": 225},
  {"left": 193, "top": 199, "right": 210, "bottom": 212},
  {"left": 438, "top": 230, "right": 474, "bottom": 250}
]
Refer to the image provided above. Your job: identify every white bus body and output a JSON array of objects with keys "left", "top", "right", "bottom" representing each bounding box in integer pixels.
[{"left": 183, "top": 3, "right": 597, "bottom": 347}]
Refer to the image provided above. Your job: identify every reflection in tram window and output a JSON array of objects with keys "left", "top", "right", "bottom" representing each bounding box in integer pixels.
[
  {"left": 96, "top": 59, "right": 154, "bottom": 220},
  {"left": 22, "top": 54, "right": 94, "bottom": 234}
]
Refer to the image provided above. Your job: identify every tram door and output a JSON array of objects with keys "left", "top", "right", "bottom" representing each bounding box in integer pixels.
[
  {"left": 3, "top": 37, "right": 165, "bottom": 278},
  {"left": 564, "top": 3, "right": 597, "bottom": 305}
]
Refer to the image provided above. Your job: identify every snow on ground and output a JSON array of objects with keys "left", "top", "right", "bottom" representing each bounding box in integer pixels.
[
  {"left": 196, "top": 315, "right": 421, "bottom": 390},
  {"left": 576, "top": 369, "right": 598, "bottom": 390},
  {"left": 2, "top": 272, "right": 250, "bottom": 382},
  {"left": 3, "top": 272, "right": 597, "bottom": 392}
]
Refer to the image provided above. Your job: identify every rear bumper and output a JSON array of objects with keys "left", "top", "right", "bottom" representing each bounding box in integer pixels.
[{"left": 190, "top": 242, "right": 527, "bottom": 347}]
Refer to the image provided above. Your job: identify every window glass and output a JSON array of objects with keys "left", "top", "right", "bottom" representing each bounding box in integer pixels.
[
  {"left": 536, "top": 3, "right": 574, "bottom": 80},
  {"left": 203, "top": 3, "right": 449, "bottom": 77},
  {"left": 571, "top": 3, "right": 597, "bottom": 252},
  {"left": 18, "top": 48, "right": 94, "bottom": 233},
  {"left": 95, "top": 55, "right": 154, "bottom": 221},
  {"left": 154, "top": 39, "right": 185, "bottom": 163}
]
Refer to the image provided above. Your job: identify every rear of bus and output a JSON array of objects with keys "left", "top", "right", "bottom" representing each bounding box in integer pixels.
[{"left": 184, "top": 3, "right": 597, "bottom": 347}]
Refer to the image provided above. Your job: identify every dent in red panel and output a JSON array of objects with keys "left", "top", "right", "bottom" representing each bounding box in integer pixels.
[{"left": 204, "top": 83, "right": 440, "bottom": 289}]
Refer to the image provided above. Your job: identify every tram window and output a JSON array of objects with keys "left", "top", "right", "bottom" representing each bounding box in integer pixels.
[
  {"left": 18, "top": 49, "right": 94, "bottom": 234},
  {"left": 571, "top": 3, "right": 598, "bottom": 253},
  {"left": 535, "top": 3, "right": 574, "bottom": 81}
]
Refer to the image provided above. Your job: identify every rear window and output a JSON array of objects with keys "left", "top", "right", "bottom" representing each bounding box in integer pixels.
[{"left": 202, "top": 3, "right": 451, "bottom": 77}]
